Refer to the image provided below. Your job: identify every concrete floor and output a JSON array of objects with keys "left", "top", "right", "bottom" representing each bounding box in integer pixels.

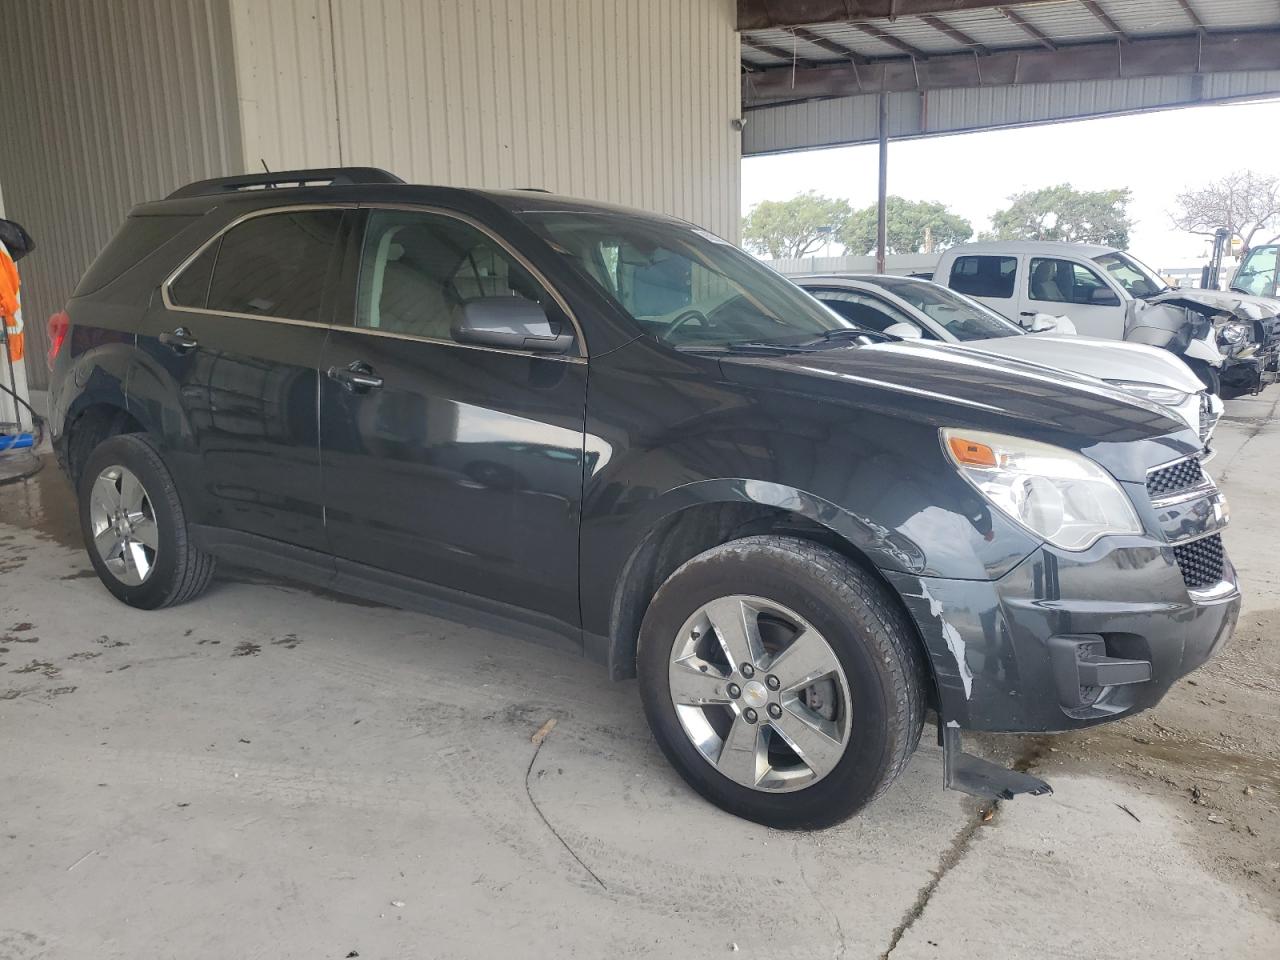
[{"left": 1, "top": 397, "right": 1278, "bottom": 959}]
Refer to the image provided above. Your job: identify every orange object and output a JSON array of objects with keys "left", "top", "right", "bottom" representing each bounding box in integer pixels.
[
  {"left": 947, "top": 435, "right": 997, "bottom": 467},
  {"left": 0, "top": 244, "right": 22, "bottom": 362}
]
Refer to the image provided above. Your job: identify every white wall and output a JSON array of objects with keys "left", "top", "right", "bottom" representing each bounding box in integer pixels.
[{"left": 229, "top": 0, "right": 743, "bottom": 239}]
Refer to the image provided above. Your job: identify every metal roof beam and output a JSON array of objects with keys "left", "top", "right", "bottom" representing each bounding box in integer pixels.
[
  {"left": 739, "top": 1, "right": 1016, "bottom": 30},
  {"left": 997, "top": 7, "right": 1059, "bottom": 51},
  {"left": 741, "top": 35, "right": 818, "bottom": 66},
  {"left": 918, "top": 14, "right": 990, "bottom": 56},
  {"left": 1080, "top": 1, "right": 1131, "bottom": 43},
  {"left": 1176, "top": 0, "right": 1206, "bottom": 29},
  {"left": 742, "top": 28, "right": 1280, "bottom": 105},
  {"left": 787, "top": 26, "right": 870, "bottom": 65},
  {"left": 851, "top": 22, "right": 928, "bottom": 59}
]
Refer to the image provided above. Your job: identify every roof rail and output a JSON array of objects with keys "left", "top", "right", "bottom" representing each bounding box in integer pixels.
[{"left": 165, "top": 167, "right": 404, "bottom": 200}]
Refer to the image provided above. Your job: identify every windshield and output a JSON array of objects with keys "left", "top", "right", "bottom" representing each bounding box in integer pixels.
[
  {"left": 1232, "top": 245, "right": 1278, "bottom": 298},
  {"left": 1093, "top": 251, "right": 1169, "bottom": 299},
  {"left": 520, "top": 211, "right": 850, "bottom": 348},
  {"left": 869, "top": 277, "right": 1023, "bottom": 340}
]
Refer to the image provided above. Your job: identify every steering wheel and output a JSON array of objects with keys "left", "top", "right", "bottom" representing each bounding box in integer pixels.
[{"left": 661, "top": 308, "right": 713, "bottom": 342}]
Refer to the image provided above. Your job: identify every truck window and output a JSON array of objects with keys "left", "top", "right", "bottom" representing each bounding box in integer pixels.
[
  {"left": 949, "top": 255, "right": 1016, "bottom": 298},
  {"left": 1029, "top": 257, "right": 1120, "bottom": 306},
  {"left": 1233, "top": 246, "right": 1278, "bottom": 298}
]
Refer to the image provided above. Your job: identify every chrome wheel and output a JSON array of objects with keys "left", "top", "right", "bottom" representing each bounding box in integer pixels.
[
  {"left": 667, "top": 595, "right": 852, "bottom": 792},
  {"left": 88, "top": 464, "right": 159, "bottom": 586}
]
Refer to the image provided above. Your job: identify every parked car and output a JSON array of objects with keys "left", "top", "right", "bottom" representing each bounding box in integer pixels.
[
  {"left": 934, "top": 240, "right": 1280, "bottom": 394},
  {"left": 794, "top": 274, "right": 1223, "bottom": 452},
  {"left": 49, "top": 168, "right": 1239, "bottom": 828}
]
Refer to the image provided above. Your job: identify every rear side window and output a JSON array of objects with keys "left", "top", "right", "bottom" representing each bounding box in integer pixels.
[
  {"left": 74, "top": 215, "right": 196, "bottom": 297},
  {"left": 204, "top": 209, "right": 343, "bottom": 322},
  {"left": 949, "top": 255, "right": 1017, "bottom": 299},
  {"left": 168, "top": 241, "right": 218, "bottom": 308}
]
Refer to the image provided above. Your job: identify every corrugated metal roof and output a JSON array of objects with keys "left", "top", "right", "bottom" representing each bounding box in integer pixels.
[{"left": 741, "top": 0, "right": 1280, "bottom": 67}]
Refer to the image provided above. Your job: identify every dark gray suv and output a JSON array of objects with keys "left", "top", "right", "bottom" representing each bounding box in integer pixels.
[{"left": 47, "top": 168, "right": 1239, "bottom": 827}]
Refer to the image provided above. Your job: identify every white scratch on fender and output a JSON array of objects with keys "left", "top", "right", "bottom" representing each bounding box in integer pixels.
[{"left": 915, "top": 583, "right": 974, "bottom": 700}]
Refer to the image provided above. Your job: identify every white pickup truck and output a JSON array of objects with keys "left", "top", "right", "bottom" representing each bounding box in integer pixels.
[{"left": 933, "top": 241, "right": 1280, "bottom": 394}]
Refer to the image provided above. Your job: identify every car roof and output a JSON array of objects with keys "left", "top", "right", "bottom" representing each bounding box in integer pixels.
[{"left": 944, "top": 240, "right": 1118, "bottom": 258}]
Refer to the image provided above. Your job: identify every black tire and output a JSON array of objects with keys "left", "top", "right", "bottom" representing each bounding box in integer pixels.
[
  {"left": 78, "top": 433, "right": 215, "bottom": 609},
  {"left": 637, "top": 535, "right": 926, "bottom": 829},
  {"left": 1189, "top": 359, "right": 1221, "bottom": 397}
]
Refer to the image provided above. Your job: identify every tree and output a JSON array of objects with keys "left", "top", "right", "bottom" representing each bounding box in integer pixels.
[
  {"left": 741, "top": 192, "right": 852, "bottom": 260},
  {"left": 840, "top": 196, "right": 973, "bottom": 255},
  {"left": 989, "top": 184, "right": 1134, "bottom": 248},
  {"left": 1171, "top": 170, "right": 1280, "bottom": 251}
]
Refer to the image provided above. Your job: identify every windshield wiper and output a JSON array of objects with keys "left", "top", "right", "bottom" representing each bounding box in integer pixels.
[{"left": 804, "top": 328, "right": 900, "bottom": 345}]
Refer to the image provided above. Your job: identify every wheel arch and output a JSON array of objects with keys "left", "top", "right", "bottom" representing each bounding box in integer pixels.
[{"left": 600, "top": 481, "right": 940, "bottom": 710}]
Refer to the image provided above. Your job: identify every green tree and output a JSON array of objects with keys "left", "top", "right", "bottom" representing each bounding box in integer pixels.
[
  {"left": 989, "top": 184, "right": 1133, "bottom": 248},
  {"left": 840, "top": 196, "right": 973, "bottom": 255},
  {"left": 741, "top": 192, "right": 852, "bottom": 260}
]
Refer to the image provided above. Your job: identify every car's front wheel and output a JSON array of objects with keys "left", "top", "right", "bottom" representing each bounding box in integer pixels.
[
  {"left": 638, "top": 535, "right": 926, "bottom": 829},
  {"left": 78, "top": 433, "right": 215, "bottom": 609}
]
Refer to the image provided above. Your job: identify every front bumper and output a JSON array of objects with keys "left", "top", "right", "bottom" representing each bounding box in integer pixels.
[{"left": 885, "top": 533, "right": 1239, "bottom": 733}]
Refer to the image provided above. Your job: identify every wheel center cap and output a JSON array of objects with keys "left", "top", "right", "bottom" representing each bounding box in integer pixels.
[{"left": 742, "top": 680, "right": 768, "bottom": 709}]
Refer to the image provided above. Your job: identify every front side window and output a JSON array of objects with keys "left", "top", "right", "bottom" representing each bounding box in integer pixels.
[
  {"left": 1029, "top": 257, "right": 1119, "bottom": 306},
  {"left": 353, "top": 209, "right": 564, "bottom": 344},
  {"left": 871, "top": 278, "right": 1022, "bottom": 341},
  {"left": 203, "top": 209, "right": 343, "bottom": 322},
  {"left": 1233, "top": 245, "right": 1279, "bottom": 298},
  {"left": 521, "top": 212, "right": 847, "bottom": 348},
  {"left": 948, "top": 255, "right": 1017, "bottom": 299},
  {"left": 1093, "top": 251, "right": 1168, "bottom": 299},
  {"left": 812, "top": 289, "right": 925, "bottom": 335}
]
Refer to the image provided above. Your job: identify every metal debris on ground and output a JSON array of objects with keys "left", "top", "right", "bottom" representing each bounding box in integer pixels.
[{"left": 1116, "top": 803, "right": 1141, "bottom": 823}]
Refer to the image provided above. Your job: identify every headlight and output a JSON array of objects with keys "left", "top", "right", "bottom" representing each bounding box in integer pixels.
[
  {"left": 1103, "top": 380, "right": 1190, "bottom": 408},
  {"left": 1217, "top": 321, "right": 1250, "bottom": 345},
  {"left": 941, "top": 428, "right": 1142, "bottom": 551}
]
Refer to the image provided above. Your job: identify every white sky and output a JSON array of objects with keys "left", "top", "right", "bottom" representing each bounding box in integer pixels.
[{"left": 741, "top": 97, "right": 1280, "bottom": 269}]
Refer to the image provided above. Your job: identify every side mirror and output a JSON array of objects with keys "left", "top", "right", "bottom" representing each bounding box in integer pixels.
[
  {"left": 453, "top": 297, "right": 574, "bottom": 353},
  {"left": 1089, "top": 287, "right": 1121, "bottom": 306},
  {"left": 883, "top": 322, "right": 923, "bottom": 340},
  {"left": 1028, "top": 314, "right": 1059, "bottom": 333}
]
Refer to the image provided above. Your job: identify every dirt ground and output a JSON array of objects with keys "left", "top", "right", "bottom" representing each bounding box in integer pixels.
[{"left": 0, "top": 393, "right": 1277, "bottom": 958}]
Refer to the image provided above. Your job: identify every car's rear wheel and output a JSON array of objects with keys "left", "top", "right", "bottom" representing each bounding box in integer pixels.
[
  {"left": 78, "top": 434, "right": 214, "bottom": 609},
  {"left": 637, "top": 535, "right": 926, "bottom": 829}
]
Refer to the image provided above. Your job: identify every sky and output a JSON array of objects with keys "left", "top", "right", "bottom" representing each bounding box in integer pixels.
[{"left": 741, "top": 98, "right": 1280, "bottom": 269}]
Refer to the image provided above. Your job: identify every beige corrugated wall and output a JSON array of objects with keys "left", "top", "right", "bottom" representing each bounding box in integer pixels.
[
  {"left": 229, "top": 0, "right": 742, "bottom": 240},
  {"left": 0, "top": 0, "right": 242, "bottom": 389}
]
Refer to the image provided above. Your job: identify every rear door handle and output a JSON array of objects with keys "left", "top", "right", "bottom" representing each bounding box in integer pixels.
[
  {"left": 159, "top": 327, "right": 199, "bottom": 353},
  {"left": 327, "top": 360, "right": 384, "bottom": 393}
]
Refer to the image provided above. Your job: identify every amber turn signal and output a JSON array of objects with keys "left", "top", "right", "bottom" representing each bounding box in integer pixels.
[{"left": 947, "top": 436, "right": 997, "bottom": 467}]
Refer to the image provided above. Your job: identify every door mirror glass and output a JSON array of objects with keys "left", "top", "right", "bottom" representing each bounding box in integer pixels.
[
  {"left": 454, "top": 296, "right": 574, "bottom": 352},
  {"left": 883, "top": 321, "right": 923, "bottom": 340}
]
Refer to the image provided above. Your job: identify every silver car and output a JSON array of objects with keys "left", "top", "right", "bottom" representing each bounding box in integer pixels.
[{"left": 796, "top": 274, "right": 1222, "bottom": 451}]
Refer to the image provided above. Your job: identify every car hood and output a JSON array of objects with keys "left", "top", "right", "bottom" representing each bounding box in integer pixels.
[
  {"left": 717, "top": 340, "right": 1196, "bottom": 481},
  {"left": 1149, "top": 288, "right": 1280, "bottom": 321},
  {"left": 953, "top": 334, "right": 1204, "bottom": 393}
]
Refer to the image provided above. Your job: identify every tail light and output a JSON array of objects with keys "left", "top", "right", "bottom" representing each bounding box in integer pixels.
[{"left": 47, "top": 310, "right": 69, "bottom": 370}]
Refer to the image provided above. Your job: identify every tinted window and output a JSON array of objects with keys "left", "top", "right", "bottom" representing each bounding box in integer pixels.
[
  {"left": 949, "top": 255, "right": 1017, "bottom": 298},
  {"left": 74, "top": 214, "right": 197, "bottom": 297},
  {"left": 169, "top": 241, "right": 218, "bottom": 308},
  {"left": 206, "top": 210, "right": 343, "bottom": 322},
  {"left": 812, "top": 290, "right": 924, "bottom": 335},
  {"left": 353, "top": 209, "right": 564, "bottom": 343},
  {"left": 1029, "top": 257, "right": 1119, "bottom": 306}
]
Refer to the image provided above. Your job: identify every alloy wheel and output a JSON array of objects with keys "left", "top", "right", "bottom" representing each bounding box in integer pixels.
[
  {"left": 667, "top": 595, "right": 852, "bottom": 792},
  {"left": 88, "top": 464, "right": 159, "bottom": 586}
]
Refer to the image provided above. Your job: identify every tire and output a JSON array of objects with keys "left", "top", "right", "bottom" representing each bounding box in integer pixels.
[
  {"left": 78, "top": 433, "right": 215, "bottom": 609},
  {"left": 637, "top": 535, "right": 926, "bottom": 829},
  {"left": 1189, "top": 359, "right": 1221, "bottom": 397}
]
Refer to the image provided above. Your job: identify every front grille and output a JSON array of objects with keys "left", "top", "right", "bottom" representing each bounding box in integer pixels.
[
  {"left": 1147, "top": 457, "right": 1205, "bottom": 499},
  {"left": 1174, "top": 534, "right": 1225, "bottom": 590}
]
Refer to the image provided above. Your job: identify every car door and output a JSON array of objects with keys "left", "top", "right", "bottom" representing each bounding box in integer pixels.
[
  {"left": 318, "top": 206, "right": 588, "bottom": 638},
  {"left": 135, "top": 205, "right": 346, "bottom": 553},
  {"left": 944, "top": 254, "right": 1020, "bottom": 321},
  {"left": 1022, "top": 256, "right": 1124, "bottom": 339}
]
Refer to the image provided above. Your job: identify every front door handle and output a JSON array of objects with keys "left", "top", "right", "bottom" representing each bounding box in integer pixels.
[
  {"left": 1018, "top": 311, "right": 1037, "bottom": 317},
  {"left": 159, "top": 327, "right": 199, "bottom": 353},
  {"left": 327, "top": 360, "right": 384, "bottom": 393}
]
